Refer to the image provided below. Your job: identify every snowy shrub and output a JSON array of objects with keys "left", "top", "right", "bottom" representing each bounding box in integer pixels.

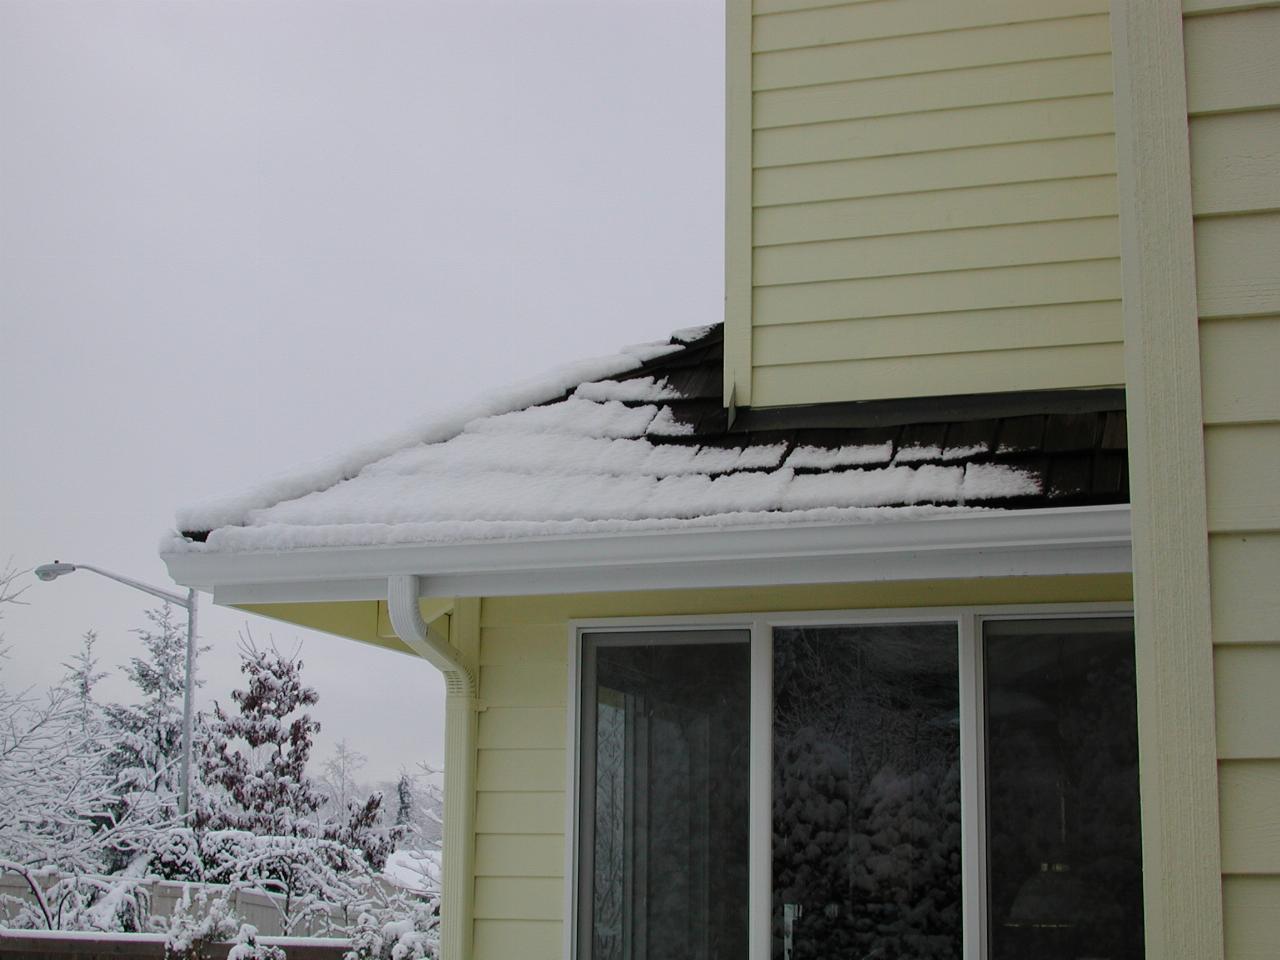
[
  {"left": 0, "top": 869, "right": 152, "bottom": 933},
  {"left": 343, "top": 902, "right": 439, "bottom": 960},
  {"left": 227, "top": 924, "right": 286, "bottom": 960},
  {"left": 163, "top": 886, "right": 239, "bottom": 959},
  {"left": 146, "top": 828, "right": 205, "bottom": 881}
]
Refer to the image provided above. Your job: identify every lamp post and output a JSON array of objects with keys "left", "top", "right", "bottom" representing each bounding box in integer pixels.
[{"left": 34, "top": 561, "right": 198, "bottom": 817}]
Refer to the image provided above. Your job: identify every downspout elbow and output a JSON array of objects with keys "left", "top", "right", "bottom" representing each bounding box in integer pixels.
[{"left": 387, "top": 574, "right": 476, "bottom": 697}]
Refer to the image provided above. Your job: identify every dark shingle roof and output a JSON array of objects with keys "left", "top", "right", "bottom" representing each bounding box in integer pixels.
[
  {"left": 543, "top": 324, "right": 1127, "bottom": 511},
  {"left": 172, "top": 323, "right": 1126, "bottom": 553}
]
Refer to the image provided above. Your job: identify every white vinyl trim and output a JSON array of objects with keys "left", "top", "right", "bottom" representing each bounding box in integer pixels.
[
  {"left": 748, "top": 621, "right": 772, "bottom": 960},
  {"left": 565, "top": 603, "right": 1134, "bottom": 960},
  {"left": 958, "top": 613, "right": 988, "bottom": 960},
  {"left": 168, "top": 505, "right": 1132, "bottom": 606}
]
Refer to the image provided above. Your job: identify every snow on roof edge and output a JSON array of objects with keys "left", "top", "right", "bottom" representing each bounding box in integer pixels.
[
  {"left": 172, "top": 333, "right": 688, "bottom": 535},
  {"left": 161, "top": 503, "right": 988, "bottom": 556}
]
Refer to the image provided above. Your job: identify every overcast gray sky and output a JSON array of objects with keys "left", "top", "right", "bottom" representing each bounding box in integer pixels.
[{"left": 0, "top": 0, "right": 723, "bottom": 781}]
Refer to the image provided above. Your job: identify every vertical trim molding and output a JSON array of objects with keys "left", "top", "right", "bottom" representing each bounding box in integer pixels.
[
  {"left": 1109, "top": 1, "right": 1225, "bottom": 957},
  {"left": 724, "top": 0, "right": 753, "bottom": 407},
  {"left": 441, "top": 598, "right": 480, "bottom": 960}
]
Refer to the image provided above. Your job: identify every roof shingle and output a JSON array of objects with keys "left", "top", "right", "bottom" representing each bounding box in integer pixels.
[{"left": 170, "top": 324, "right": 1127, "bottom": 554}]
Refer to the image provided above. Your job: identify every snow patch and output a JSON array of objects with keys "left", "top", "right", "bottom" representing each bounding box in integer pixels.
[
  {"left": 646, "top": 406, "right": 695, "bottom": 437},
  {"left": 574, "top": 376, "right": 683, "bottom": 403},
  {"left": 962, "top": 462, "right": 1039, "bottom": 500},
  {"left": 940, "top": 442, "right": 989, "bottom": 461},
  {"left": 786, "top": 443, "right": 893, "bottom": 469},
  {"left": 671, "top": 324, "right": 717, "bottom": 344},
  {"left": 893, "top": 444, "right": 942, "bottom": 464},
  {"left": 174, "top": 334, "right": 682, "bottom": 533}
]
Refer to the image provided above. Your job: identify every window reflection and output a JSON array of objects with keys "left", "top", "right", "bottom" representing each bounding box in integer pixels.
[
  {"left": 984, "top": 618, "right": 1144, "bottom": 960},
  {"left": 772, "top": 624, "right": 962, "bottom": 960}
]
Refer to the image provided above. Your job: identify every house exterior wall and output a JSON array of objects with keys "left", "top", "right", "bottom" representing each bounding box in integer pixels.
[
  {"left": 1184, "top": 3, "right": 1280, "bottom": 955},
  {"left": 468, "top": 574, "right": 1132, "bottom": 960},
  {"left": 724, "top": 0, "right": 1125, "bottom": 408}
]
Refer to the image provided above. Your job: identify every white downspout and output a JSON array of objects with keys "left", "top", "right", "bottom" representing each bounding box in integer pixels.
[{"left": 387, "top": 575, "right": 478, "bottom": 960}]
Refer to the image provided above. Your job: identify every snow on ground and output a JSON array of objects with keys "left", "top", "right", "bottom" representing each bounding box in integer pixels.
[{"left": 381, "top": 849, "right": 441, "bottom": 897}]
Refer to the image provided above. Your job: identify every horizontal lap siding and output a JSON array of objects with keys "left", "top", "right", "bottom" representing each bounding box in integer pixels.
[
  {"left": 470, "top": 576, "right": 1132, "bottom": 946},
  {"left": 736, "top": 0, "right": 1122, "bottom": 407},
  {"left": 473, "top": 606, "right": 570, "bottom": 960},
  {"left": 1185, "top": 4, "right": 1280, "bottom": 953}
]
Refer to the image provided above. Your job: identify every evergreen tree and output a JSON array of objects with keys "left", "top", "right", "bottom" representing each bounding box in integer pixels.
[
  {"left": 104, "top": 605, "right": 199, "bottom": 810},
  {"left": 60, "top": 630, "right": 107, "bottom": 734},
  {"left": 198, "top": 638, "right": 323, "bottom": 836},
  {"left": 394, "top": 774, "right": 414, "bottom": 829},
  {"left": 323, "top": 792, "right": 396, "bottom": 871},
  {"left": 196, "top": 639, "right": 397, "bottom": 928}
]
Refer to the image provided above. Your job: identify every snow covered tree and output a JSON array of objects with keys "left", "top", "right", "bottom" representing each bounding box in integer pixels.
[
  {"left": 0, "top": 567, "right": 164, "bottom": 930},
  {"left": 323, "top": 792, "right": 396, "bottom": 873},
  {"left": 318, "top": 741, "right": 398, "bottom": 871},
  {"left": 322, "top": 740, "right": 367, "bottom": 816},
  {"left": 61, "top": 630, "right": 107, "bottom": 734},
  {"left": 394, "top": 774, "right": 414, "bottom": 829},
  {"left": 104, "top": 605, "right": 204, "bottom": 821},
  {"left": 198, "top": 638, "right": 323, "bottom": 836},
  {"left": 99, "top": 604, "right": 207, "bottom": 873},
  {"left": 195, "top": 638, "right": 395, "bottom": 930}
]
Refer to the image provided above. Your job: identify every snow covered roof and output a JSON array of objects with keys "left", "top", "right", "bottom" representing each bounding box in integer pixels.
[{"left": 165, "top": 325, "right": 1128, "bottom": 557}]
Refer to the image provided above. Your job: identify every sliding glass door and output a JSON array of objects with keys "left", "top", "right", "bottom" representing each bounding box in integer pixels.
[
  {"left": 772, "top": 623, "right": 962, "bottom": 960},
  {"left": 578, "top": 630, "right": 751, "bottom": 960},
  {"left": 575, "top": 613, "right": 1143, "bottom": 960}
]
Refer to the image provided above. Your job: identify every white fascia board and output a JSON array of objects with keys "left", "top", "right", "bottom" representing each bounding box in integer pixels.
[{"left": 161, "top": 505, "right": 1132, "bottom": 606}]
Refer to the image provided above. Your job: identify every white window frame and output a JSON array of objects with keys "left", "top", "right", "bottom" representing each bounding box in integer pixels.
[{"left": 564, "top": 602, "right": 1135, "bottom": 960}]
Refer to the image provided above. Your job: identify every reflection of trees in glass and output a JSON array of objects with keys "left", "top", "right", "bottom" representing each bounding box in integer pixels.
[
  {"left": 985, "top": 622, "right": 1144, "bottom": 960},
  {"left": 594, "top": 695, "right": 626, "bottom": 960},
  {"left": 772, "top": 625, "right": 961, "bottom": 960}
]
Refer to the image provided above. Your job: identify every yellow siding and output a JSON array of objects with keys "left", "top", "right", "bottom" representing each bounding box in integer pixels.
[
  {"left": 1218, "top": 761, "right": 1280, "bottom": 874},
  {"left": 1189, "top": 112, "right": 1280, "bottom": 216},
  {"left": 754, "top": 135, "right": 1118, "bottom": 206},
  {"left": 472, "top": 920, "right": 562, "bottom": 959},
  {"left": 469, "top": 574, "right": 1131, "bottom": 954},
  {"left": 1208, "top": 534, "right": 1280, "bottom": 645},
  {"left": 1186, "top": 3, "right": 1280, "bottom": 950},
  {"left": 752, "top": 343, "right": 1124, "bottom": 407},
  {"left": 1200, "top": 317, "right": 1280, "bottom": 424},
  {"left": 725, "top": 0, "right": 1123, "bottom": 407},
  {"left": 1213, "top": 647, "right": 1280, "bottom": 761},
  {"left": 1222, "top": 876, "right": 1280, "bottom": 960}
]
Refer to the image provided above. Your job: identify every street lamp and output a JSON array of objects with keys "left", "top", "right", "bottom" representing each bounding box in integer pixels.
[{"left": 34, "top": 561, "right": 199, "bottom": 817}]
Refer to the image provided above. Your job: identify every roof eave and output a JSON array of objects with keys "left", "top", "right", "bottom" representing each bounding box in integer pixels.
[{"left": 162, "top": 504, "right": 1132, "bottom": 605}]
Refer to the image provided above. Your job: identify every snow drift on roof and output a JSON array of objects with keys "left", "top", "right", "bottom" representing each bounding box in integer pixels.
[
  {"left": 174, "top": 337, "right": 682, "bottom": 534},
  {"left": 162, "top": 324, "right": 1123, "bottom": 557}
]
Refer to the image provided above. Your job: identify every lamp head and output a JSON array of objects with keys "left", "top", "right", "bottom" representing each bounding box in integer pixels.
[{"left": 34, "top": 562, "right": 77, "bottom": 582}]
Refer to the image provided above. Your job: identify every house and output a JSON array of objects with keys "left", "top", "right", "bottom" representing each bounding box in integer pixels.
[{"left": 161, "top": 0, "right": 1280, "bottom": 958}]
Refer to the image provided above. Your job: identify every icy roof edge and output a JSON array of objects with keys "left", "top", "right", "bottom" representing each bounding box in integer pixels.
[{"left": 173, "top": 331, "right": 699, "bottom": 535}]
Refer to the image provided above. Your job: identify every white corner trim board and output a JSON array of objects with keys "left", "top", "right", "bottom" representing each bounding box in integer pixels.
[{"left": 161, "top": 505, "right": 1133, "bottom": 605}]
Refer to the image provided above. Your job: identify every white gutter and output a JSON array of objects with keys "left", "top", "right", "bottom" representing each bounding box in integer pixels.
[
  {"left": 162, "top": 505, "right": 1133, "bottom": 606},
  {"left": 384, "top": 578, "right": 479, "bottom": 960},
  {"left": 385, "top": 575, "right": 475, "bottom": 696}
]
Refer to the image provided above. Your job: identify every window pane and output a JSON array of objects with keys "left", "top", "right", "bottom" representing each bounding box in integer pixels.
[
  {"left": 984, "top": 618, "right": 1144, "bottom": 960},
  {"left": 772, "top": 623, "right": 962, "bottom": 960},
  {"left": 579, "top": 633, "right": 750, "bottom": 960}
]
